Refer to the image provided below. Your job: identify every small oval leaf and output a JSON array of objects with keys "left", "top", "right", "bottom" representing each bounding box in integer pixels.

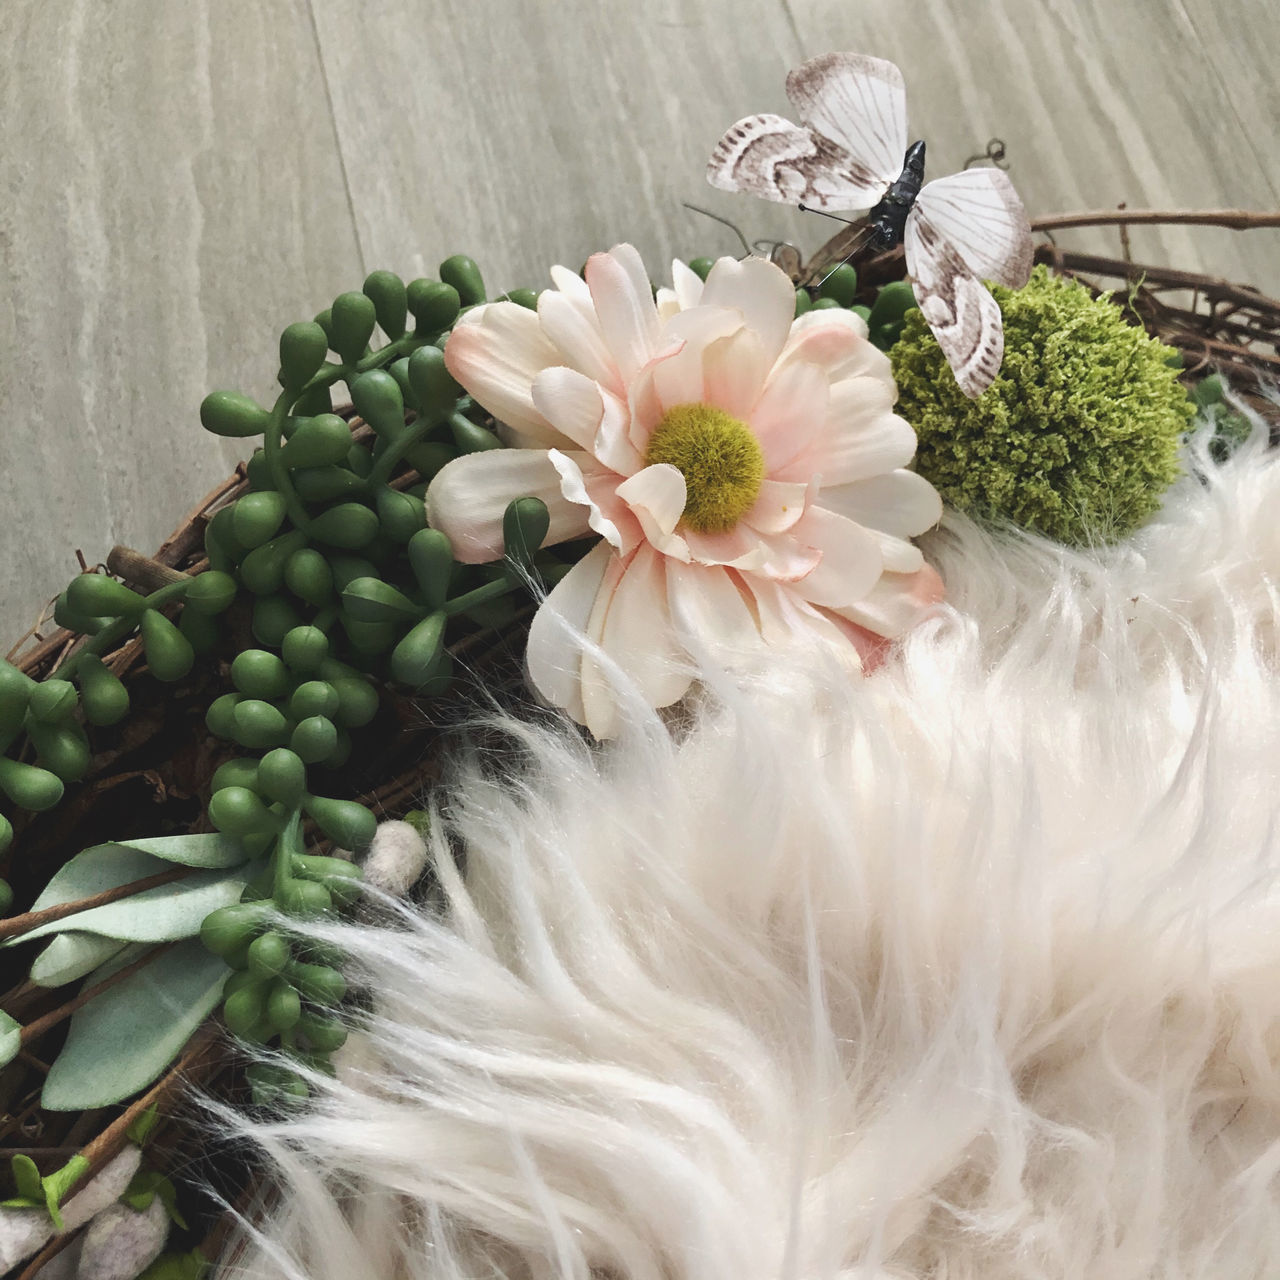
[{"left": 41, "top": 940, "right": 229, "bottom": 1111}]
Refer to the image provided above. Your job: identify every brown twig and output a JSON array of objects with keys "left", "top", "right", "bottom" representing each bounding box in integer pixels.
[
  {"left": 19, "top": 944, "right": 172, "bottom": 1045},
  {"left": 0, "top": 866, "right": 192, "bottom": 942},
  {"left": 1032, "top": 208, "right": 1280, "bottom": 233},
  {"left": 105, "top": 546, "right": 190, "bottom": 592}
]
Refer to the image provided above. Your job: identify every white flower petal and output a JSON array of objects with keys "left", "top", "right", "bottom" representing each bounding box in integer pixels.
[
  {"left": 579, "top": 552, "right": 631, "bottom": 738},
  {"left": 774, "top": 389, "right": 912, "bottom": 486},
  {"left": 526, "top": 541, "right": 614, "bottom": 722},
  {"left": 672, "top": 258, "right": 705, "bottom": 310},
  {"left": 426, "top": 450, "right": 590, "bottom": 563},
  {"left": 616, "top": 464, "right": 692, "bottom": 561},
  {"left": 595, "top": 543, "right": 693, "bottom": 720},
  {"left": 585, "top": 244, "right": 660, "bottom": 383},
  {"left": 788, "top": 506, "right": 886, "bottom": 607},
  {"left": 537, "top": 289, "right": 621, "bottom": 395},
  {"left": 548, "top": 448, "right": 626, "bottom": 550},
  {"left": 550, "top": 263, "right": 594, "bottom": 310},
  {"left": 684, "top": 526, "right": 821, "bottom": 581},
  {"left": 742, "top": 478, "right": 812, "bottom": 534},
  {"left": 530, "top": 366, "right": 605, "bottom": 453},
  {"left": 443, "top": 303, "right": 566, "bottom": 445},
  {"left": 750, "top": 359, "right": 829, "bottom": 473},
  {"left": 666, "top": 561, "right": 764, "bottom": 659},
  {"left": 780, "top": 309, "right": 892, "bottom": 383},
  {"left": 829, "top": 563, "right": 946, "bottom": 639},
  {"left": 700, "top": 255, "right": 795, "bottom": 367},
  {"left": 702, "top": 327, "right": 768, "bottom": 421},
  {"left": 745, "top": 577, "right": 866, "bottom": 675},
  {"left": 818, "top": 469, "right": 944, "bottom": 538},
  {"left": 655, "top": 287, "right": 682, "bottom": 321}
]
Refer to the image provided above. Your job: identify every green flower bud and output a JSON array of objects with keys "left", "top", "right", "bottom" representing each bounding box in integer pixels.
[
  {"left": 279, "top": 414, "right": 353, "bottom": 469},
  {"left": 251, "top": 597, "right": 303, "bottom": 649},
  {"left": 439, "top": 255, "right": 485, "bottom": 307},
  {"left": 350, "top": 370, "right": 406, "bottom": 441},
  {"left": 230, "top": 649, "right": 292, "bottom": 701},
  {"left": 406, "top": 280, "right": 460, "bottom": 334},
  {"left": 304, "top": 794, "right": 376, "bottom": 850},
  {"left": 183, "top": 569, "right": 238, "bottom": 615},
  {"left": 390, "top": 611, "right": 447, "bottom": 689},
  {"left": 75, "top": 656, "right": 130, "bottom": 726},
  {"left": 28, "top": 679, "right": 77, "bottom": 723},
  {"left": 279, "top": 320, "right": 331, "bottom": 390},
  {"left": 200, "top": 390, "right": 270, "bottom": 439},
  {"left": 0, "top": 756, "right": 63, "bottom": 810},
  {"left": 232, "top": 492, "right": 288, "bottom": 549},
  {"left": 257, "top": 747, "right": 307, "bottom": 806},
  {"left": 208, "top": 785, "right": 278, "bottom": 837},
  {"left": 308, "top": 503, "right": 380, "bottom": 550},
  {"left": 330, "top": 291, "right": 377, "bottom": 365},
  {"left": 140, "top": 610, "right": 195, "bottom": 682},
  {"left": 818, "top": 263, "right": 858, "bottom": 307},
  {"left": 363, "top": 270, "right": 408, "bottom": 340},
  {"left": 230, "top": 699, "right": 290, "bottom": 750},
  {"left": 407, "top": 346, "right": 462, "bottom": 426},
  {"left": 290, "top": 715, "right": 338, "bottom": 764}
]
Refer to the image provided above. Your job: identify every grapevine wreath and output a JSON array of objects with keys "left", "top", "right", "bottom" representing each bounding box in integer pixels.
[{"left": 3, "top": 51, "right": 1280, "bottom": 1280}]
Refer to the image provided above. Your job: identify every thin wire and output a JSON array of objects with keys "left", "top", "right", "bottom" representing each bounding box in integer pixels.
[{"left": 681, "top": 203, "right": 752, "bottom": 256}]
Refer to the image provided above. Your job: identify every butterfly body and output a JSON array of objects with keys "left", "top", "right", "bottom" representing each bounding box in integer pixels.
[
  {"left": 867, "top": 139, "right": 927, "bottom": 252},
  {"left": 707, "top": 53, "right": 1034, "bottom": 396}
]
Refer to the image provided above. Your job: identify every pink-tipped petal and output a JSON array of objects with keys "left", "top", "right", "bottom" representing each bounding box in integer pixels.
[
  {"left": 684, "top": 526, "right": 822, "bottom": 581},
  {"left": 773, "top": 388, "right": 911, "bottom": 486},
  {"left": 548, "top": 449, "right": 627, "bottom": 551},
  {"left": 702, "top": 327, "right": 768, "bottom": 420},
  {"left": 788, "top": 506, "right": 885, "bottom": 607},
  {"left": 746, "top": 578, "right": 866, "bottom": 675},
  {"left": 426, "top": 450, "right": 590, "bottom": 563},
  {"left": 750, "top": 359, "right": 829, "bottom": 473},
  {"left": 525, "top": 541, "right": 614, "bottom": 722},
  {"left": 616, "top": 464, "right": 692, "bottom": 562},
  {"left": 782, "top": 309, "right": 894, "bottom": 384},
  {"left": 585, "top": 244, "right": 660, "bottom": 383},
  {"left": 530, "top": 366, "right": 606, "bottom": 453},
  {"left": 700, "top": 255, "right": 796, "bottom": 367},
  {"left": 443, "top": 303, "right": 566, "bottom": 446},
  {"left": 817, "top": 469, "right": 944, "bottom": 538}
]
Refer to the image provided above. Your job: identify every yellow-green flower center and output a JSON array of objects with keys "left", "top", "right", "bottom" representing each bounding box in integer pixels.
[{"left": 644, "top": 403, "right": 765, "bottom": 534}]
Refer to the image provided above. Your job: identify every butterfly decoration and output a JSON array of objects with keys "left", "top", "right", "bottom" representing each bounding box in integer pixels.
[{"left": 706, "top": 53, "right": 1034, "bottom": 397}]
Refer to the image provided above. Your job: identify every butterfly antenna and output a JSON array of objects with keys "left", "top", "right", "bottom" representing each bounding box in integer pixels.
[
  {"left": 681, "top": 203, "right": 752, "bottom": 256},
  {"left": 963, "top": 137, "right": 1010, "bottom": 170},
  {"left": 811, "top": 225, "right": 876, "bottom": 289},
  {"left": 796, "top": 203, "right": 860, "bottom": 225}
]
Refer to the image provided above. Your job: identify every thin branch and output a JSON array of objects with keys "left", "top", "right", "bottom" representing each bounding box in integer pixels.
[
  {"left": 1032, "top": 208, "right": 1280, "bottom": 233},
  {"left": 19, "top": 944, "right": 172, "bottom": 1045},
  {"left": 0, "top": 866, "right": 192, "bottom": 942}
]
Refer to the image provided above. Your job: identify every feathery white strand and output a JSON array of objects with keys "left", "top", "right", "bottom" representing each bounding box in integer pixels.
[{"left": 219, "top": 420, "right": 1280, "bottom": 1279}]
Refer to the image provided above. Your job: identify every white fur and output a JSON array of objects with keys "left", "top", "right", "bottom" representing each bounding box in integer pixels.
[{"left": 217, "top": 426, "right": 1280, "bottom": 1280}]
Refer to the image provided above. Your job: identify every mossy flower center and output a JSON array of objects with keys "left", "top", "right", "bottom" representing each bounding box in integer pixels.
[{"left": 644, "top": 402, "right": 765, "bottom": 534}]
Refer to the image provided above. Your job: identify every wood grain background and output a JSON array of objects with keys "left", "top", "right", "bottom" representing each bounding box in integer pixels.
[{"left": 2, "top": 0, "right": 1276, "bottom": 631}]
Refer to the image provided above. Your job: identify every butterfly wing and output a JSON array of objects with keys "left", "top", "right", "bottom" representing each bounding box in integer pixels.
[
  {"left": 904, "top": 208, "right": 1005, "bottom": 398},
  {"left": 785, "top": 54, "right": 908, "bottom": 192},
  {"left": 912, "top": 167, "right": 1033, "bottom": 288},
  {"left": 706, "top": 113, "right": 890, "bottom": 211}
]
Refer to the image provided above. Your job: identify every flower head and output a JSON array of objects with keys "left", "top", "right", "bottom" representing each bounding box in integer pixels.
[{"left": 428, "top": 246, "right": 943, "bottom": 736}]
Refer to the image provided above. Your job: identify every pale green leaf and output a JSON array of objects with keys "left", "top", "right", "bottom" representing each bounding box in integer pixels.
[
  {"left": 15, "top": 865, "right": 257, "bottom": 945},
  {"left": 0, "top": 1011, "right": 20, "bottom": 1067},
  {"left": 42, "top": 939, "right": 229, "bottom": 1111},
  {"left": 108, "top": 834, "right": 249, "bottom": 869},
  {"left": 30, "top": 931, "right": 128, "bottom": 987}
]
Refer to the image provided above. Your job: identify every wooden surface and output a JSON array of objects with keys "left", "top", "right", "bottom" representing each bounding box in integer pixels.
[{"left": 2, "top": 0, "right": 1277, "bottom": 631}]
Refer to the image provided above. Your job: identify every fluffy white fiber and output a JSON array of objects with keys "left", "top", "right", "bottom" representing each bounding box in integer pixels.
[{"left": 218, "top": 426, "right": 1280, "bottom": 1280}]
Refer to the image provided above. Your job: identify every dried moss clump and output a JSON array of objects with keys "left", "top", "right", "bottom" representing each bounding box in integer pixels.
[{"left": 891, "top": 266, "right": 1192, "bottom": 544}]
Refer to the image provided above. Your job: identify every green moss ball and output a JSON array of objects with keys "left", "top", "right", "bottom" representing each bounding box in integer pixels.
[{"left": 890, "top": 266, "right": 1192, "bottom": 544}]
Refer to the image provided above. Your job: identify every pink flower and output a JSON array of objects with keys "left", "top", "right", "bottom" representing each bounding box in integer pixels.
[{"left": 428, "top": 245, "right": 943, "bottom": 737}]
